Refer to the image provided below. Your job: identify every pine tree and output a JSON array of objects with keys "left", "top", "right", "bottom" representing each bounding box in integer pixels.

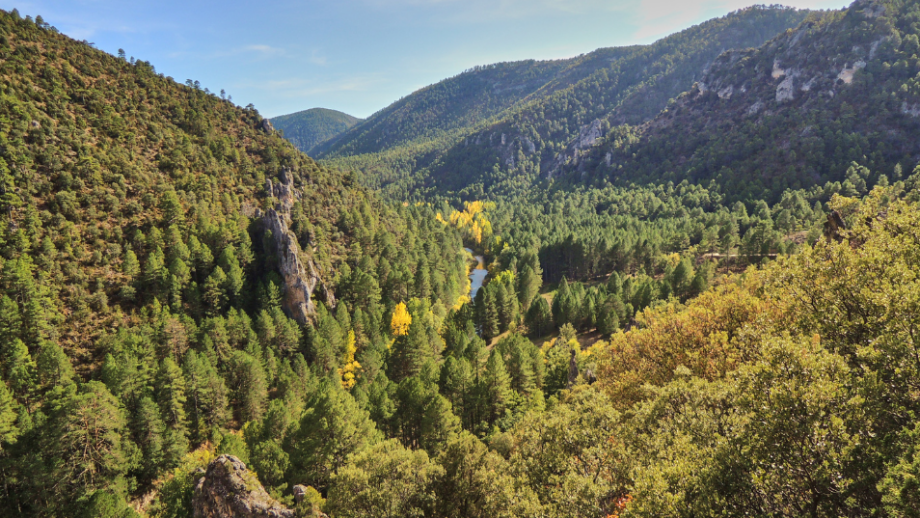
[
  {"left": 482, "top": 350, "right": 512, "bottom": 426},
  {"left": 155, "top": 357, "right": 187, "bottom": 431},
  {"left": 131, "top": 396, "right": 166, "bottom": 482},
  {"left": 0, "top": 157, "right": 22, "bottom": 214},
  {"left": 415, "top": 257, "right": 432, "bottom": 300},
  {"left": 121, "top": 249, "right": 140, "bottom": 280},
  {"left": 597, "top": 298, "right": 620, "bottom": 336},
  {"left": 203, "top": 266, "right": 228, "bottom": 314},
  {"left": 517, "top": 265, "right": 541, "bottom": 312},
  {"left": 0, "top": 296, "right": 21, "bottom": 345},
  {"left": 440, "top": 356, "right": 474, "bottom": 428},
  {"left": 482, "top": 286, "right": 501, "bottom": 342},
  {"left": 3, "top": 339, "right": 36, "bottom": 403},
  {"left": 183, "top": 350, "right": 229, "bottom": 442},
  {"left": 286, "top": 381, "right": 381, "bottom": 491},
  {"left": 526, "top": 296, "right": 553, "bottom": 337},
  {"left": 218, "top": 247, "right": 244, "bottom": 305},
  {"left": 0, "top": 380, "right": 19, "bottom": 448},
  {"left": 552, "top": 277, "right": 574, "bottom": 327},
  {"left": 606, "top": 271, "right": 622, "bottom": 297},
  {"left": 44, "top": 382, "right": 137, "bottom": 507},
  {"left": 420, "top": 394, "right": 461, "bottom": 453},
  {"left": 228, "top": 351, "right": 268, "bottom": 423},
  {"left": 36, "top": 340, "right": 75, "bottom": 390}
]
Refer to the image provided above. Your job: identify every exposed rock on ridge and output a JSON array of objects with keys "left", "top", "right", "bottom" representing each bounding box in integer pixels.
[
  {"left": 193, "top": 455, "right": 295, "bottom": 518},
  {"left": 262, "top": 169, "right": 336, "bottom": 324}
]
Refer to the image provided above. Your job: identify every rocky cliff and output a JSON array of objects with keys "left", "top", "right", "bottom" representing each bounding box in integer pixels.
[
  {"left": 193, "top": 455, "right": 295, "bottom": 518},
  {"left": 262, "top": 169, "right": 336, "bottom": 324}
]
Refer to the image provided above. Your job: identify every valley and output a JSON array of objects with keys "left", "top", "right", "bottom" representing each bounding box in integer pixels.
[{"left": 3, "top": 1, "right": 920, "bottom": 517}]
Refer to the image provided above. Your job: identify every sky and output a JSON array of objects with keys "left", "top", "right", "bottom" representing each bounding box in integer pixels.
[{"left": 2, "top": 0, "right": 849, "bottom": 118}]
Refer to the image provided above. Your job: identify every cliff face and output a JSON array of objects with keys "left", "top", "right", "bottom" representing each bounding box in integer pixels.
[
  {"left": 193, "top": 455, "right": 295, "bottom": 518},
  {"left": 262, "top": 169, "right": 336, "bottom": 324}
]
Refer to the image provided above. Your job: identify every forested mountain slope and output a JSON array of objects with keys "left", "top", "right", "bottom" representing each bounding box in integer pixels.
[
  {"left": 567, "top": 0, "right": 920, "bottom": 203},
  {"left": 0, "top": 9, "right": 469, "bottom": 516},
  {"left": 314, "top": 6, "right": 813, "bottom": 197},
  {"left": 270, "top": 108, "right": 361, "bottom": 155},
  {"left": 310, "top": 56, "right": 607, "bottom": 158}
]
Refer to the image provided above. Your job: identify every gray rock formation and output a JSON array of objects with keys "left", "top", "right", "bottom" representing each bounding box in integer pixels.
[
  {"left": 260, "top": 119, "right": 275, "bottom": 133},
  {"left": 292, "top": 485, "right": 308, "bottom": 504},
  {"left": 262, "top": 169, "right": 335, "bottom": 324},
  {"left": 574, "top": 119, "right": 604, "bottom": 150},
  {"left": 193, "top": 455, "right": 294, "bottom": 518}
]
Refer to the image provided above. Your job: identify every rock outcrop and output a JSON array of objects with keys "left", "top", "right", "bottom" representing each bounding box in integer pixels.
[
  {"left": 193, "top": 455, "right": 294, "bottom": 518},
  {"left": 262, "top": 169, "right": 336, "bottom": 324},
  {"left": 824, "top": 210, "right": 847, "bottom": 242}
]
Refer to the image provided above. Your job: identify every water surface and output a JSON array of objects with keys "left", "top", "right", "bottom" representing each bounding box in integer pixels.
[{"left": 464, "top": 248, "right": 487, "bottom": 300}]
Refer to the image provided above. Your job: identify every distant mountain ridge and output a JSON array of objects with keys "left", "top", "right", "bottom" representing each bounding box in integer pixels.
[
  {"left": 562, "top": 0, "right": 920, "bottom": 203},
  {"left": 270, "top": 107, "right": 361, "bottom": 154},
  {"left": 311, "top": 5, "right": 816, "bottom": 198}
]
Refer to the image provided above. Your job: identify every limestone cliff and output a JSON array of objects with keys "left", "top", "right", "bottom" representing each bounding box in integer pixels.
[
  {"left": 262, "top": 169, "right": 336, "bottom": 324},
  {"left": 193, "top": 455, "right": 294, "bottom": 518}
]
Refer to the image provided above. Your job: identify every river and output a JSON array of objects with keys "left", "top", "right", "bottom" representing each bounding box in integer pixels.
[{"left": 464, "top": 248, "right": 487, "bottom": 300}]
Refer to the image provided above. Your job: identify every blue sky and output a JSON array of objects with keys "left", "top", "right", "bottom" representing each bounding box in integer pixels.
[{"left": 3, "top": 0, "right": 847, "bottom": 118}]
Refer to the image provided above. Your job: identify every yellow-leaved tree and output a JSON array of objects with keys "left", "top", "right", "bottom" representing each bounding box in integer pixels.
[
  {"left": 391, "top": 302, "right": 412, "bottom": 336},
  {"left": 339, "top": 331, "right": 361, "bottom": 390}
]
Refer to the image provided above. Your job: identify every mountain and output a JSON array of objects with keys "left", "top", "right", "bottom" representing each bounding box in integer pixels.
[
  {"left": 558, "top": 0, "right": 920, "bottom": 203},
  {"left": 0, "top": 9, "right": 470, "bottom": 516},
  {"left": 311, "top": 50, "right": 636, "bottom": 159},
  {"left": 314, "top": 5, "right": 815, "bottom": 197},
  {"left": 270, "top": 107, "right": 361, "bottom": 154},
  {"left": 8, "top": 3, "right": 920, "bottom": 518}
]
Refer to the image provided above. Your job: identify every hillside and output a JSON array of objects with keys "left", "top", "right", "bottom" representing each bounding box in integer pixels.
[
  {"left": 561, "top": 0, "right": 920, "bottom": 203},
  {"left": 316, "top": 5, "right": 814, "bottom": 197},
  {"left": 0, "top": 9, "right": 469, "bottom": 516},
  {"left": 10, "top": 3, "right": 920, "bottom": 518},
  {"left": 270, "top": 107, "right": 361, "bottom": 154},
  {"left": 310, "top": 56, "right": 606, "bottom": 158}
]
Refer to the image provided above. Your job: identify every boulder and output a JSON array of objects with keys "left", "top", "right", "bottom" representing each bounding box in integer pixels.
[{"left": 193, "top": 455, "right": 294, "bottom": 518}]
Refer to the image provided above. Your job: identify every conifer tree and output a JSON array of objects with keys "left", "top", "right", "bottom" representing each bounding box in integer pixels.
[
  {"left": 441, "top": 356, "right": 474, "bottom": 427},
  {"left": 0, "top": 380, "right": 19, "bottom": 449},
  {"left": 155, "top": 357, "right": 188, "bottom": 431},
  {"left": 517, "top": 265, "right": 541, "bottom": 312},
  {"left": 3, "top": 339, "right": 36, "bottom": 403},
  {"left": 482, "top": 350, "right": 512, "bottom": 426},
  {"left": 44, "top": 382, "right": 137, "bottom": 507},
  {"left": 526, "top": 297, "right": 553, "bottom": 337},
  {"left": 228, "top": 351, "right": 268, "bottom": 423},
  {"left": 132, "top": 396, "right": 166, "bottom": 482},
  {"left": 286, "top": 381, "right": 381, "bottom": 491},
  {"left": 183, "top": 350, "right": 229, "bottom": 442},
  {"left": 36, "top": 340, "right": 74, "bottom": 391},
  {"left": 0, "top": 295, "right": 21, "bottom": 345},
  {"left": 482, "top": 286, "right": 501, "bottom": 342}
]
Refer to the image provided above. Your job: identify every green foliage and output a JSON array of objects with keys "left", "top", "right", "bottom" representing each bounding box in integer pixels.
[
  {"left": 285, "top": 381, "right": 381, "bottom": 491},
  {"left": 325, "top": 439, "right": 443, "bottom": 518},
  {"left": 270, "top": 108, "right": 362, "bottom": 155},
  {"left": 318, "top": 7, "right": 809, "bottom": 200}
]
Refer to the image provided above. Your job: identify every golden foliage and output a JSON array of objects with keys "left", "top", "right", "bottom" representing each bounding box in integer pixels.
[
  {"left": 597, "top": 277, "right": 784, "bottom": 409},
  {"left": 339, "top": 331, "right": 361, "bottom": 390},
  {"left": 390, "top": 302, "right": 412, "bottom": 336},
  {"left": 442, "top": 200, "right": 494, "bottom": 245}
]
